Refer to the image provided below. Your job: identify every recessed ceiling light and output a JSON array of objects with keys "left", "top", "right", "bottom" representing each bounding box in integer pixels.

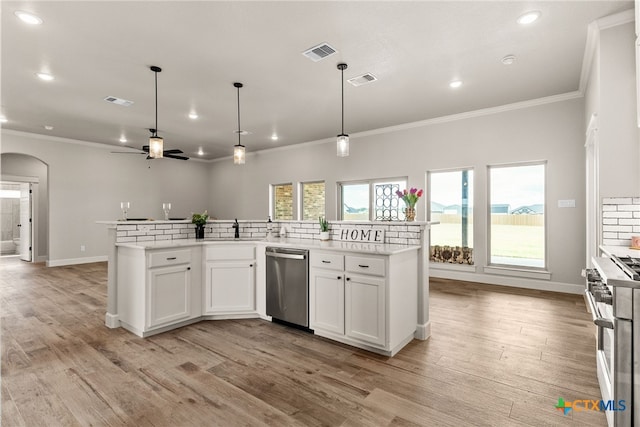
[
  {"left": 0, "top": 116, "right": 7, "bottom": 123},
  {"left": 119, "top": 136, "right": 127, "bottom": 143},
  {"left": 43, "top": 125, "right": 53, "bottom": 130},
  {"left": 271, "top": 134, "right": 279, "bottom": 141},
  {"left": 197, "top": 147, "right": 204, "bottom": 156},
  {"left": 501, "top": 55, "right": 516, "bottom": 65},
  {"left": 14, "top": 11, "right": 43, "bottom": 25},
  {"left": 449, "top": 80, "right": 462, "bottom": 89},
  {"left": 36, "top": 72, "right": 54, "bottom": 81},
  {"left": 188, "top": 112, "right": 198, "bottom": 120},
  {"left": 517, "top": 10, "right": 541, "bottom": 25}
]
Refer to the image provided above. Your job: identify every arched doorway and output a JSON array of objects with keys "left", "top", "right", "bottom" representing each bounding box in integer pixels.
[{"left": 1, "top": 153, "right": 49, "bottom": 263}]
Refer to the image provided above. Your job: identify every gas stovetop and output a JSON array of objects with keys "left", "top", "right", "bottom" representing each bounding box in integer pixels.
[{"left": 611, "top": 256, "right": 640, "bottom": 281}]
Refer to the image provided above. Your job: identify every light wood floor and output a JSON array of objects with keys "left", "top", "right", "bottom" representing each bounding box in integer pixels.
[{"left": 1, "top": 257, "right": 606, "bottom": 426}]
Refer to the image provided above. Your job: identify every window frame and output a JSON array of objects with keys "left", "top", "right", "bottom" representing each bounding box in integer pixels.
[
  {"left": 487, "top": 160, "right": 548, "bottom": 271},
  {"left": 427, "top": 166, "right": 475, "bottom": 266},
  {"left": 299, "top": 180, "right": 326, "bottom": 220},
  {"left": 337, "top": 176, "right": 408, "bottom": 221},
  {"left": 270, "top": 182, "right": 294, "bottom": 220}
]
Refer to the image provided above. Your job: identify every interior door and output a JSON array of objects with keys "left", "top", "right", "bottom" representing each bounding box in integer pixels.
[{"left": 19, "top": 183, "right": 32, "bottom": 261}]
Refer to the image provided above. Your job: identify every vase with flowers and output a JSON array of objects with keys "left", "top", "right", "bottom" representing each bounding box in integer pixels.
[
  {"left": 191, "top": 210, "right": 209, "bottom": 239},
  {"left": 396, "top": 188, "right": 423, "bottom": 222}
]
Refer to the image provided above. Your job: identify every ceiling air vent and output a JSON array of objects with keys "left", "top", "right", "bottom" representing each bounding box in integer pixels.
[
  {"left": 302, "top": 43, "right": 337, "bottom": 62},
  {"left": 103, "top": 96, "right": 134, "bottom": 107},
  {"left": 348, "top": 73, "right": 378, "bottom": 87}
]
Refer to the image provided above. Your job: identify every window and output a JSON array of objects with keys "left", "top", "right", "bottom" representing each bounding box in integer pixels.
[
  {"left": 272, "top": 183, "right": 293, "bottom": 220},
  {"left": 339, "top": 178, "right": 407, "bottom": 221},
  {"left": 301, "top": 181, "right": 325, "bottom": 220},
  {"left": 428, "top": 169, "right": 474, "bottom": 265},
  {"left": 489, "top": 162, "right": 545, "bottom": 269}
]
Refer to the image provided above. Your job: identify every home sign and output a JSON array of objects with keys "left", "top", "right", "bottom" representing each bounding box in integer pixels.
[{"left": 337, "top": 227, "right": 386, "bottom": 243}]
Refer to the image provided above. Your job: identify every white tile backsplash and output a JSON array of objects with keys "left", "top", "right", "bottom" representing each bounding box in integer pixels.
[
  {"left": 115, "top": 219, "right": 426, "bottom": 246},
  {"left": 601, "top": 197, "right": 640, "bottom": 246}
]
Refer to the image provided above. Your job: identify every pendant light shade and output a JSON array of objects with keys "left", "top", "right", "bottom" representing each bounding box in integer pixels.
[
  {"left": 233, "top": 82, "right": 245, "bottom": 165},
  {"left": 149, "top": 135, "right": 163, "bottom": 158},
  {"left": 337, "top": 63, "right": 349, "bottom": 157},
  {"left": 149, "top": 66, "right": 163, "bottom": 159}
]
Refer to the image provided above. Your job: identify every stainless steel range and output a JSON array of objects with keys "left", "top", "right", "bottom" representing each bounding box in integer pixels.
[{"left": 587, "top": 255, "right": 640, "bottom": 426}]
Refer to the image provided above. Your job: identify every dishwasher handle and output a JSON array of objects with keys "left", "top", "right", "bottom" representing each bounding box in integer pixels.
[{"left": 266, "top": 251, "right": 306, "bottom": 260}]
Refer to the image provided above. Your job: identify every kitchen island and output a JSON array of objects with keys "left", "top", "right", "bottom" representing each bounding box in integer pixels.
[{"left": 99, "top": 219, "right": 431, "bottom": 356}]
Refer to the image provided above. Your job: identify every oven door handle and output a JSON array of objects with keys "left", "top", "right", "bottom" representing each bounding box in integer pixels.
[{"left": 584, "top": 290, "right": 614, "bottom": 329}]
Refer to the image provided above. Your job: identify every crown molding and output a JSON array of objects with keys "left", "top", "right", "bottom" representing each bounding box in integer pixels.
[{"left": 579, "top": 8, "right": 635, "bottom": 94}]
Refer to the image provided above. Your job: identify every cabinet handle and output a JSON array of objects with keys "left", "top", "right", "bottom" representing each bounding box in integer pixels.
[
  {"left": 187, "top": 267, "right": 191, "bottom": 271},
  {"left": 249, "top": 264, "right": 254, "bottom": 267},
  {"left": 322, "top": 260, "right": 331, "bottom": 264},
  {"left": 346, "top": 277, "right": 351, "bottom": 281},
  {"left": 337, "top": 276, "right": 342, "bottom": 280},
  {"left": 166, "top": 257, "right": 177, "bottom": 260},
  {"left": 358, "top": 264, "right": 369, "bottom": 268}
]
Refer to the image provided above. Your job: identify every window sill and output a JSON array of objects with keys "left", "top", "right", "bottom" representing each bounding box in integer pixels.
[
  {"left": 483, "top": 265, "right": 551, "bottom": 281},
  {"left": 429, "top": 262, "right": 476, "bottom": 273}
]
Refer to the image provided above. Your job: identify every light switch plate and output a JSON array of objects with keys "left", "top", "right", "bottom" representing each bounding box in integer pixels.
[{"left": 558, "top": 199, "right": 575, "bottom": 208}]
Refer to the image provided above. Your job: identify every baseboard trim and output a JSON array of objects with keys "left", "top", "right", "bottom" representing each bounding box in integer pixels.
[
  {"left": 414, "top": 321, "right": 431, "bottom": 340},
  {"left": 430, "top": 269, "right": 584, "bottom": 294},
  {"left": 105, "top": 313, "right": 120, "bottom": 328},
  {"left": 47, "top": 255, "right": 108, "bottom": 267}
]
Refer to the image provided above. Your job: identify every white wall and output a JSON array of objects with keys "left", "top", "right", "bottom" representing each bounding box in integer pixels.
[
  {"left": 587, "top": 22, "right": 640, "bottom": 198},
  {"left": 1, "top": 130, "right": 211, "bottom": 265},
  {"left": 209, "top": 97, "right": 587, "bottom": 289}
]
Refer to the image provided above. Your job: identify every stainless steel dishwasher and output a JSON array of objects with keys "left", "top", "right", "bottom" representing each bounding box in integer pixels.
[{"left": 266, "top": 247, "right": 309, "bottom": 328}]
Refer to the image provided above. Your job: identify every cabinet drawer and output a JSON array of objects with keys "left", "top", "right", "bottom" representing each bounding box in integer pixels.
[
  {"left": 206, "top": 245, "right": 255, "bottom": 260},
  {"left": 345, "top": 255, "right": 385, "bottom": 277},
  {"left": 148, "top": 249, "right": 192, "bottom": 268},
  {"left": 311, "top": 252, "right": 344, "bottom": 271}
]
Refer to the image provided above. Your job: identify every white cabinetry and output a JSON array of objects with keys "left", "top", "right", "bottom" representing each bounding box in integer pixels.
[
  {"left": 310, "top": 249, "right": 417, "bottom": 356},
  {"left": 204, "top": 245, "right": 256, "bottom": 317},
  {"left": 117, "top": 246, "right": 202, "bottom": 337}
]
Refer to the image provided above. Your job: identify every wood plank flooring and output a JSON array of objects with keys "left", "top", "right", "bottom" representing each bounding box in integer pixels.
[{"left": 1, "top": 257, "right": 606, "bottom": 426}]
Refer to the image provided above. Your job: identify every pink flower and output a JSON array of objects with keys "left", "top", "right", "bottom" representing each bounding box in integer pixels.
[
  {"left": 396, "top": 190, "right": 403, "bottom": 198},
  {"left": 410, "top": 188, "right": 417, "bottom": 194},
  {"left": 417, "top": 189, "right": 423, "bottom": 197},
  {"left": 403, "top": 189, "right": 407, "bottom": 195}
]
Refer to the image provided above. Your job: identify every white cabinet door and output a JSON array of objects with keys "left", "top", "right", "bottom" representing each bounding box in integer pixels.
[
  {"left": 148, "top": 264, "right": 191, "bottom": 328},
  {"left": 310, "top": 268, "right": 345, "bottom": 334},
  {"left": 205, "top": 261, "right": 255, "bottom": 314},
  {"left": 345, "top": 274, "right": 386, "bottom": 346}
]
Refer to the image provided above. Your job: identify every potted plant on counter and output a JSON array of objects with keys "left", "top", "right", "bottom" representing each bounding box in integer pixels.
[
  {"left": 192, "top": 210, "right": 209, "bottom": 239},
  {"left": 319, "top": 216, "right": 330, "bottom": 241}
]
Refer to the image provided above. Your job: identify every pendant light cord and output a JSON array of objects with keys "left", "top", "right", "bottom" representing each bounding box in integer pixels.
[
  {"left": 154, "top": 71, "right": 158, "bottom": 137},
  {"left": 341, "top": 66, "right": 345, "bottom": 135},
  {"left": 237, "top": 85, "right": 241, "bottom": 145}
]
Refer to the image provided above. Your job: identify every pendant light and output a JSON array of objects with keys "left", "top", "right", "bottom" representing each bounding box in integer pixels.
[
  {"left": 337, "top": 63, "right": 349, "bottom": 157},
  {"left": 233, "top": 82, "right": 245, "bottom": 165},
  {"left": 149, "top": 66, "right": 163, "bottom": 159}
]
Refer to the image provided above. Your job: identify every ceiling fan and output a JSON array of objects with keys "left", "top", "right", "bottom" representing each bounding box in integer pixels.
[{"left": 111, "top": 129, "right": 189, "bottom": 160}]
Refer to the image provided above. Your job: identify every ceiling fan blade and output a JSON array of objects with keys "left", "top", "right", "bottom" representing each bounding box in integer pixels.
[
  {"left": 163, "top": 149, "right": 184, "bottom": 154},
  {"left": 111, "top": 151, "right": 146, "bottom": 154},
  {"left": 165, "top": 154, "right": 189, "bottom": 160}
]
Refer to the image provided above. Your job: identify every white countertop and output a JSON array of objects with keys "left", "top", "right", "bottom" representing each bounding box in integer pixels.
[
  {"left": 116, "top": 236, "right": 420, "bottom": 255},
  {"left": 600, "top": 245, "right": 640, "bottom": 258}
]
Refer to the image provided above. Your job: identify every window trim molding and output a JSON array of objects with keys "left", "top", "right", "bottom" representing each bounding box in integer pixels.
[
  {"left": 270, "top": 182, "right": 294, "bottom": 220},
  {"left": 486, "top": 160, "right": 547, "bottom": 270},
  {"left": 299, "top": 180, "right": 326, "bottom": 221}
]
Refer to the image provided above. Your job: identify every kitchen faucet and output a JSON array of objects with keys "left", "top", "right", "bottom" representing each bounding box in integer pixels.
[{"left": 233, "top": 218, "right": 240, "bottom": 239}]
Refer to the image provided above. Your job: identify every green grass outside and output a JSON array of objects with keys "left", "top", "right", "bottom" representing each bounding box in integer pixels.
[{"left": 431, "top": 223, "right": 544, "bottom": 260}]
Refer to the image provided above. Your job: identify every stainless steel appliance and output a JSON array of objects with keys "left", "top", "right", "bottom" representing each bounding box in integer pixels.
[
  {"left": 266, "top": 247, "right": 309, "bottom": 328},
  {"left": 587, "top": 255, "right": 639, "bottom": 426}
]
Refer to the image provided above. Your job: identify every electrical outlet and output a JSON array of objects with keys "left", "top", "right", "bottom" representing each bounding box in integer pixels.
[{"left": 80, "top": 245, "right": 86, "bottom": 252}]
